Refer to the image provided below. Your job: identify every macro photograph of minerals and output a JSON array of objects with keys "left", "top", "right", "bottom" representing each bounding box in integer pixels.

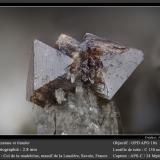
[{"left": 0, "top": 7, "right": 160, "bottom": 134}]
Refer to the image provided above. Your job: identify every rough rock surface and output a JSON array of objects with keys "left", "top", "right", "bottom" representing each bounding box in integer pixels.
[{"left": 34, "top": 85, "right": 121, "bottom": 135}]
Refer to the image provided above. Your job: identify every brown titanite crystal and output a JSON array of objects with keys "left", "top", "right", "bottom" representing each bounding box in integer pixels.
[{"left": 55, "top": 34, "right": 81, "bottom": 57}]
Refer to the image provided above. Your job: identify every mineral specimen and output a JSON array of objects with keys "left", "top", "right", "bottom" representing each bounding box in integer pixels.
[
  {"left": 27, "top": 33, "right": 144, "bottom": 107},
  {"left": 27, "top": 33, "right": 144, "bottom": 135}
]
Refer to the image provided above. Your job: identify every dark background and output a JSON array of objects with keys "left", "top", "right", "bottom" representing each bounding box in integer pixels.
[
  {"left": 0, "top": 7, "right": 160, "bottom": 134},
  {"left": 0, "top": 0, "right": 159, "bottom": 3}
]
